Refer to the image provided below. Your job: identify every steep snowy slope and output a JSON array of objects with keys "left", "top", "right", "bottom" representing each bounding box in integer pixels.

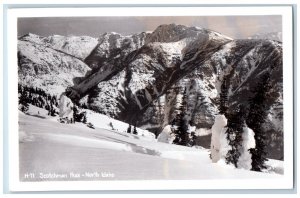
[
  {"left": 19, "top": 108, "right": 283, "bottom": 182},
  {"left": 78, "top": 24, "right": 232, "bottom": 122},
  {"left": 66, "top": 31, "right": 150, "bottom": 99},
  {"left": 18, "top": 40, "right": 91, "bottom": 95},
  {"left": 19, "top": 33, "right": 98, "bottom": 60}
]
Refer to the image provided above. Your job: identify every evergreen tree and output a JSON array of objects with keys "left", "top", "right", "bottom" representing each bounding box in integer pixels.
[
  {"left": 175, "top": 112, "right": 189, "bottom": 145},
  {"left": 82, "top": 103, "right": 88, "bottom": 109},
  {"left": 73, "top": 105, "right": 78, "bottom": 123},
  {"left": 19, "top": 90, "right": 29, "bottom": 113},
  {"left": 133, "top": 125, "right": 138, "bottom": 135},
  {"left": 48, "top": 104, "right": 56, "bottom": 116},
  {"left": 127, "top": 124, "right": 132, "bottom": 133},
  {"left": 247, "top": 72, "right": 271, "bottom": 171},
  {"left": 173, "top": 88, "right": 189, "bottom": 146},
  {"left": 157, "top": 98, "right": 164, "bottom": 124},
  {"left": 219, "top": 77, "right": 228, "bottom": 116},
  {"left": 225, "top": 106, "right": 246, "bottom": 168},
  {"left": 45, "top": 104, "right": 50, "bottom": 111},
  {"left": 18, "top": 84, "right": 23, "bottom": 95},
  {"left": 82, "top": 112, "right": 87, "bottom": 124},
  {"left": 47, "top": 105, "right": 51, "bottom": 115},
  {"left": 189, "top": 132, "right": 197, "bottom": 147}
]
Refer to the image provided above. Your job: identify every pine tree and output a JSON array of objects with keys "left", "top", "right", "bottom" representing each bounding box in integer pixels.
[
  {"left": 225, "top": 106, "right": 246, "bottom": 168},
  {"left": 133, "top": 125, "right": 138, "bottom": 135},
  {"left": 82, "top": 103, "right": 88, "bottom": 109},
  {"left": 49, "top": 104, "right": 56, "bottom": 116},
  {"left": 127, "top": 124, "right": 132, "bottom": 133},
  {"left": 219, "top": 77, "right": 228, "bottom": 115},
  {"left": 189, "top": 132, "right": 197, "bottom": 147},
  {"left": 247, "top": 72, "right": 271, "bottom": 171},
  {"left": 73, "top": 105, "right": 78, "bottom": 123},
  {"left": 173, "top": 88, "right": 189, "bottom": 146},
  {"left": 82, "top": 112, "right": 87, "bottom": 124},
  {"left": 176, "top": 112, "right": 189, "bottom": 145},
  {"left": 157, "top": 98, "right": 164, "bottom": 124},
  {"left": 19, "top": 90, "right": 29, "bottom": 113},
  {"left": 109, "top": 122, "right": 115, "bottom": 130},
  {"left": 47, "top": 104, "right": 51, "bottom": 115},
  {"left": 18, "top": 84, "right": 23, "bottom": 95}
]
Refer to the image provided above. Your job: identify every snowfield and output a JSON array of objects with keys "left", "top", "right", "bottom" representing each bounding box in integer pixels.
[{"left": 19, "top": 106, "right": 283, "bottom": 182}]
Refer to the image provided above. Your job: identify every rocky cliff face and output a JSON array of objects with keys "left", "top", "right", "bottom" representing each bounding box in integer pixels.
[{"left": 18, "top": 24, "right": 283, "bottom": 159}]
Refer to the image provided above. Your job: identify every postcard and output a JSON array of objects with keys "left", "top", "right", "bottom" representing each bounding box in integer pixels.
[{"left": 5, "top": 6, "right": 294, "bottom": 192}]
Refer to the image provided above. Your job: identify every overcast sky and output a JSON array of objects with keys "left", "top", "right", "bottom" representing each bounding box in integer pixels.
[{"left": 18, "top": 16, "right": 281, "bottom": 39}]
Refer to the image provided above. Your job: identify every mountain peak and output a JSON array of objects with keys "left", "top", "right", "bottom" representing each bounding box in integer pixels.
[{"left": 145, "top": 24, "right": 232, "bottom": 44}]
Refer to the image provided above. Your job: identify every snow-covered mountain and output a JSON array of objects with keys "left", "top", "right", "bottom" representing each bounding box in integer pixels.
[
  {"left": 18, "top": 33, "right": 98, "bottom": 95},
  {"left": 18, "top": 39, "right": 92, "bottom": 95},
  {"left": 19, "top": 33, "right": 98, "bottom": 60},
  {"left": 71, "top": 24, "right": 233, "bottom": 119},
  {"left": 17, "top": 24, "right": 283, "bottom": 159}
]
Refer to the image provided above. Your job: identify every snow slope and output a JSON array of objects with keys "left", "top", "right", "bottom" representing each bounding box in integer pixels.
[
  {"left": 19, "top": 106, "right": 283, "bottom": 182},
  {"left": 19, "top": 33, "right": 98, "bottom": 60},
  {"left": 18, "top": 40, "right": 91, "bottom": 95}
]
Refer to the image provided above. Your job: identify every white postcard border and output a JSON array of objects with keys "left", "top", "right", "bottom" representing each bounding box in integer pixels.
[{"left": 6, "top": 6, "right": 294, "bottom": 192}]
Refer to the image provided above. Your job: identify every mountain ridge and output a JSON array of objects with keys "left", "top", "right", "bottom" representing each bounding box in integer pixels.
[{"left": 17, "top": 24, "right": 283, "bottom": 159}]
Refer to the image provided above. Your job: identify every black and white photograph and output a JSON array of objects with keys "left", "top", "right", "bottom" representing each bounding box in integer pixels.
[{"left": 6, "top": 6, "right": 294, "bottom": 191}]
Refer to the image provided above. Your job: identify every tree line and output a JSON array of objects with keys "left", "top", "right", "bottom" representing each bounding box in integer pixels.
[
  {"left": 18, "top": 84, "right": 58, "bottom": 116},
  {"left": 18, "top": 84, "right": 88, "bottom": 125}
]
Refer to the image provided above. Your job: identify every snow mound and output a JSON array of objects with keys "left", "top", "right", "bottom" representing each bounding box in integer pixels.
[
  {"left": 210, "top": 114, "right": 227, "bottom": 163},
  {"left": 59, "top": 94, "right": 74, "bottom": 120},
  {"left": 211, "top": 114, "right": 256, "bottom": 170},
  {"left": 157, "top": 125, "right": 175, "bottom": 143},
  {"left": 237, "top": 127, "right": 256, "bottom": 170}
]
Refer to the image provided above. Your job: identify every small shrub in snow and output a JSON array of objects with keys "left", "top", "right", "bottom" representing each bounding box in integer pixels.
[
  {"left": 127, "top": 124, "right": 132, "bottom": 133},
  {"left": 87, "top": 122, "right": 95, "bottom": 129},
  {"left": 133, "top": 125, "right": 138, "bottom": 135},
  {"left": 109, "top": 122, "right": 115, "bottom": 130},
  {"left": 188, "top": 132, "right": 197, "bottom": 147}
]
